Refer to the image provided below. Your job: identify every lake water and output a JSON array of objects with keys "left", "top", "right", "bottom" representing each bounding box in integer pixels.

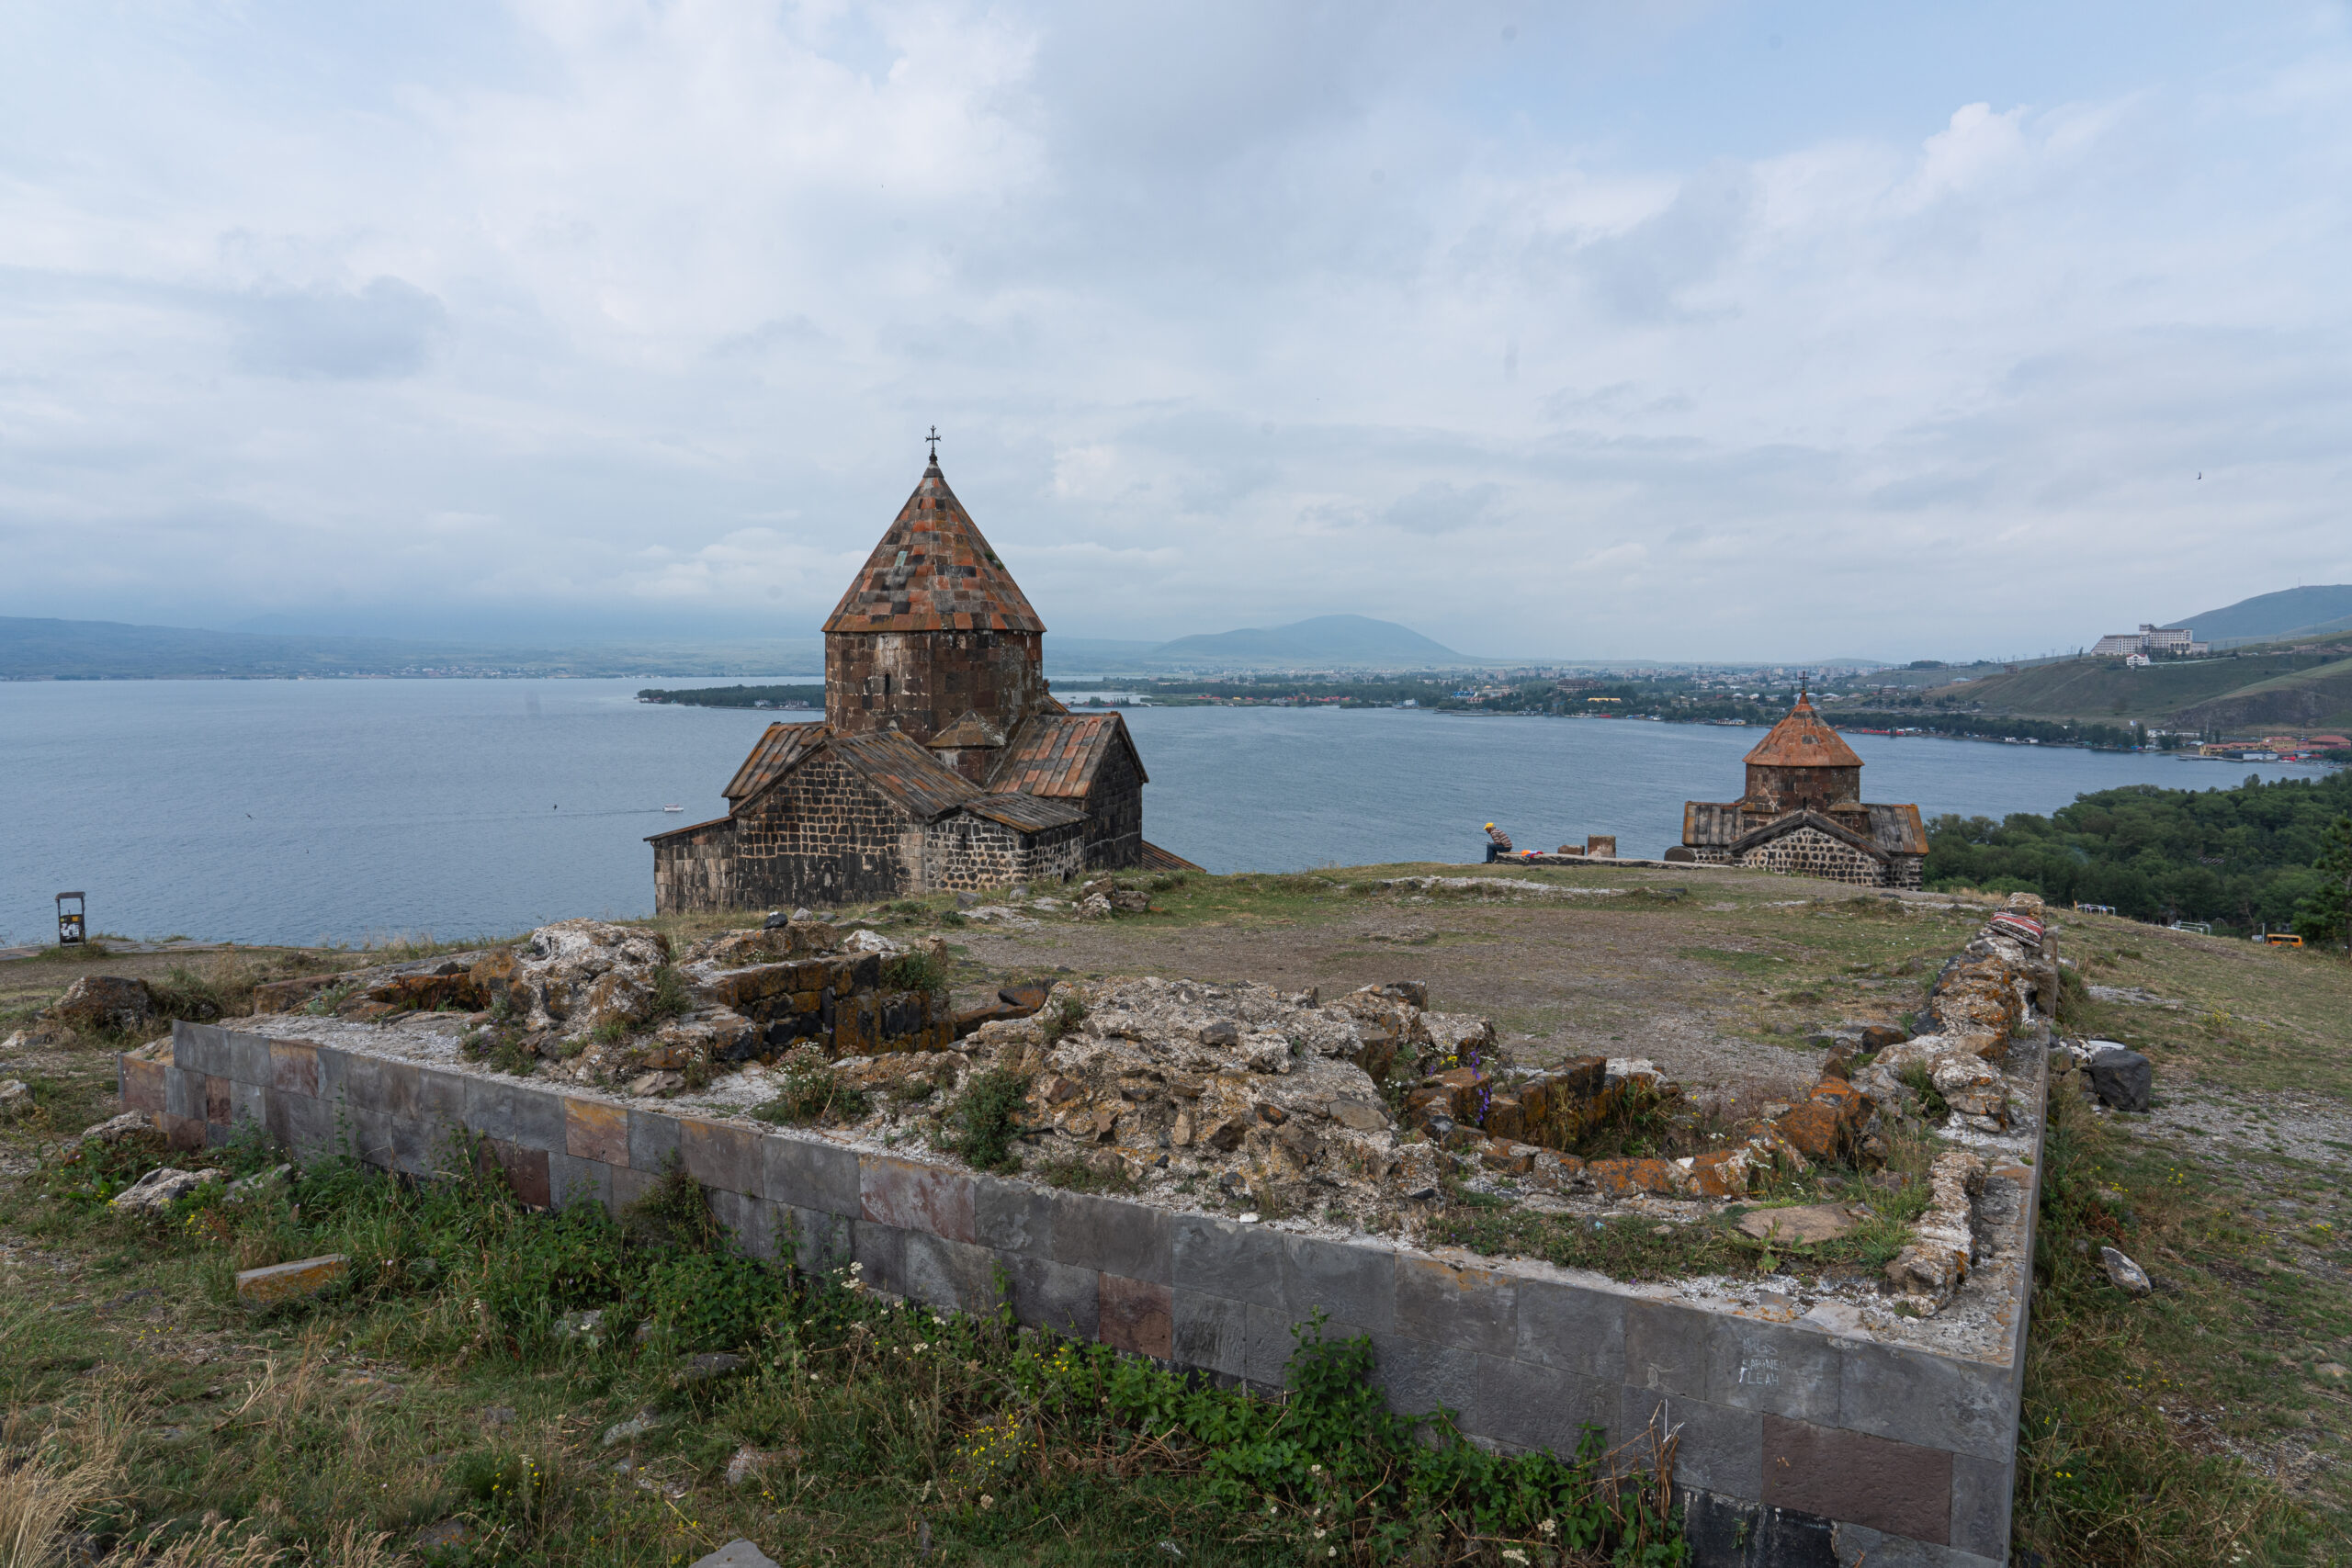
[{"left": 2, "top": 679, "right": 2331, "bottom": 947}]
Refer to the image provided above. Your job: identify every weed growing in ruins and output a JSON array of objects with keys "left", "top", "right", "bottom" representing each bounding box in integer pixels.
[
  {"left": 303, "top": 980, "right": 357, "bottom": 1016},
  {"left": 1033, "top": 1154, "right": 1138, "bottom": 1195},
  {"left": 1894, "top": 1062, "right": 1951, "bottom": 1122},
  {"left": 1036, "top": 993, "right": 1087, "bottom": 1046},
  {"left": 646, "top": 963, "right": 692, "bottom": 1021},
  {"left": 750, "top": 1046, "right": 867, "bottom": 1127},
  {"left": 880, "top": 949, "right": 948, "bottom": 997},
  {"left": 938, "top": 1068, "right": 1031, "bottom": 1173}
]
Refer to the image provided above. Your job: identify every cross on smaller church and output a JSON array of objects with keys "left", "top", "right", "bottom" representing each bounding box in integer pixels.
[{"left": 925, "top": 425, "right": 941, "bottom": 460}]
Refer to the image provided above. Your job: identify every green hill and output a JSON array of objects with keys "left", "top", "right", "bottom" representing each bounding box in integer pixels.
[
  {"left": 1927, "top": 647, "right": 2352, "bottom": 733},
  {"left": 2175, "top": 584, "right": 2352, "bottom": 646}
]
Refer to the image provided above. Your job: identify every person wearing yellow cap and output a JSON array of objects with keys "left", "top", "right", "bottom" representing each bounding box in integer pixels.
[{"left": 1483, "top": 822, "right": 1513, "bottom": 863}]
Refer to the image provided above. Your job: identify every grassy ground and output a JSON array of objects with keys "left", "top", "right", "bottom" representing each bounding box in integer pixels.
[{"left": 6, "top": 869, "right": 2351, "bottom": 1565}]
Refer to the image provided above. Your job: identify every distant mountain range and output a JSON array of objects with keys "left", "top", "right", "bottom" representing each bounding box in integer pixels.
[
  {"left": 2170, "top": 585, "right": 2352, "bottom": 648},
  {"left": 1049, "top": 615, "right": 1465, "bottom": 672},
  {"left": 0, "top": 612, "right": 1475, "bottom": 679}
]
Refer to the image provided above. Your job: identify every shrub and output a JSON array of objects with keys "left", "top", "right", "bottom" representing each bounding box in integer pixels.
[
  {"left": 940, "top": 1068, "right": 1031, "bottom": 1173},
  {"left": 750, "top": 1046, "right": 868, "bottom": 1126},
  {"left": 1037, "top": 994, "right": 1087, "bottom": 1046},
  {"left": 882, "top": 949, "right": 948, "bottom": 997}
]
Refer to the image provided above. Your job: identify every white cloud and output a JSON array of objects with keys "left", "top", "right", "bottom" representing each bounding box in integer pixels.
[{"left": 0, "top": 0, "right": 2346, "bottom": 660}]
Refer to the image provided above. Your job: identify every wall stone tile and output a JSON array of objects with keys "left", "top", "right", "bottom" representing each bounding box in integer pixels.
[
  {"left": 1677, "top": 1493, "right": 1840, "bottom": 1568},
  {"left": 628, "top": 1109, "right": 682, "bottom": 1175},
  {"left": 317, "top": 1046, "right": 349, "bottom": 1106},
  {"left": 763, "top": 1134, "right": 861, "bottom": 1216},
  {"left": 160, "top": 1112, "right": 205, "bottom": 1151},
  {"left": 1170, "top": 1290, "right": 1245, "bottom": 1379},
  {"left": 776, "top": 1203, "right": 856, "bottom": 1273},
  {"left": 204, "top": 1076, "right": 232, "bottom": 1126},
  {"left": 1624, "top": 1298, "right": 1712, "bottom": 1401},
  {"left": 1947, "top": 1451, "right": 2014, "bottom": 1560},
  {"left": 479, "top": 1138, "right": 552, "bottom": 1209},
  {"left": 119, "top": 1057, "right": 165, "bottom": 1115},
  {"left": 229, "top": 1031, "right": 273, "bottom": 1086},
  {"left": 1623, "top": 1387, "right": 1762, "bottom": 1500},
  {"left": 1827, "top": 1520, "right": 2000, "bottom": 1568},
  {"left": 175, "top": 1022, "right": 231, "bottom": 1077},
  {"left": 1241, "top": 1302, "right": 1297, "bottom": 1389},
  {"left": 1279, "top": 1233, "right": 1395, "bottom": 1333},
  {"left": 854, "top": 1221, "right": 910, "bottom": 1298},
  {"left": 1050, "top": 1190, "right": 1171, "bottom": 1284},
  {"left": 1099, "top": 1275, "right": 1173, "bottom": 1359},
  {"left": 1835, "top": 1341, "right": 2013, "bottom": 1461},
  {"left": 995, "top": 1252, "right": 1096, "bottom": 1338},
  {"left": 1365, "top": 1333, "right": 1476, "bottom": 1423},
  {"left": 565, "top": 1100, "right": 630, "bottom": 1166},
  {"left": 611, "top": 1163, "right": 659, "bottom": 1213},
  {"left": 269, "top": 1091, "right": 334, "bottom": 1158},
  {"left": 550, "top": 1152, "right": 614, "bottom": 1214},
  {"left": 861, "top": 1155, "right": 977, "bottom": 1244},
  {"left": 707, "top": 1188, "right": 763, "bottom": 1254},
  {"left": 1471, "top": 1355, "right": 1615, "bottom": 1454},
  {"left": 231, "top": 1079, "right": 266, "bottom": 1134},
  {"left": 1761, "top": 1414, "right": 1951, "bottom": 1543},
  {"left": 680, "top": 1118, "right": 761, "bottom": 1196},
  {"left": 974, "top": 1175, "right": 1055, "bottom": 1257},
  {"left": 417, "top": 1068, "right": 467, "bottom": 1119},
  {"left": 1708, "top": 1314, "right": 1843, "bottom": 1423},
  {"left": 163, "top": 1066, "right": 200, "bottom": 1121},
  {"left": 269, "top": 1040, "right": 320, "bottom": 1098},
  {"left": 347, "top": 1108, "right": 400, "bottom": 1171},
  {"left": 1396, "top": 1256, "right": 1517, "bottom": 1358},
  {"left": 463, "top": 1078, "right": 564, "bottom": 1149},
  {"left": 1171, "top": 1214, "right": 1286, "bottom": 1309}
]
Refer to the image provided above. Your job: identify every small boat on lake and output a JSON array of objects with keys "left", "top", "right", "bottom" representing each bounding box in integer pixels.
[{"left": 662, "top": 804, "right": 684, "bottom": 812}]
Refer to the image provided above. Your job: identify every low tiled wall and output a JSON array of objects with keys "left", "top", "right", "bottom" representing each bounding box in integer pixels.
[{"left": 124, "top": 1021, "right": 2038, "bottom": 1568}]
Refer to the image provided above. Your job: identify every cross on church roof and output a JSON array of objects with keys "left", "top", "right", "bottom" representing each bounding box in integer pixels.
[{"left": 925, "top": 424, "right": 941, "bottom": 461}]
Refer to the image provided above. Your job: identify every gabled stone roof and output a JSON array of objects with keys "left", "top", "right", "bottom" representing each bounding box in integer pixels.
[
  {"left": 1743, "top": 694, "right": 1864, "bottom": 769},
  {"left": 965, "top": 792, "right": 1089, "bottom": 831},
  {"left": 989, "top": 713, "right": 1147, "bottom": 796},
  {"left": 827, "top": 730, "right": 984, "bottom": 822},
  {"left": 822, "top": 459, "right": 1046, "bottom": 636},
  {"left": 723, "top": 722, "right": 826, "bottom": 803}
]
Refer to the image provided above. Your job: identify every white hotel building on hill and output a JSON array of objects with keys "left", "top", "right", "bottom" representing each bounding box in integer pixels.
[{"left": 2092, "top": 623, "right": 2210, "bottom": 659}]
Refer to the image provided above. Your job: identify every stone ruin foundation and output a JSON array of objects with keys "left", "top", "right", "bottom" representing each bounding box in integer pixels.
[{"left": 113, "top": 896, "right": 2066, "bottom": 1568}]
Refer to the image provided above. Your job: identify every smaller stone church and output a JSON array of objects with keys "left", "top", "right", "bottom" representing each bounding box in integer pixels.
[
  {"left": 650, "top": 451, "right": 1191, "bottom": 913},
  {"left": 1669, "top": 694, "right": 1927, "bottom": 888}
]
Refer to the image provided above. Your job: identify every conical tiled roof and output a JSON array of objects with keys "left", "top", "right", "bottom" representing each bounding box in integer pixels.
[
  {"left": 1743, "top": 694, "right": 1863, "bottom": 768},
  {"left": 823, "top": 460, "right": 1045, "bottom": 635}
]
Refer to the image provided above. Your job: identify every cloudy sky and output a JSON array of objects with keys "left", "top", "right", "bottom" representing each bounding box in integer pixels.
[{"left": 3, "top": 0, "right": 2348, "bottom": 662}]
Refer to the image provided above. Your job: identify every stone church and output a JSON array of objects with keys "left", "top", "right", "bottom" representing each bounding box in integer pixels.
[
  {"left": 650, "top": 453, "right": 1187, "bottom": 913},
  {"left": 1669, "top": 693, "right": 1928, "bottom": 888}
]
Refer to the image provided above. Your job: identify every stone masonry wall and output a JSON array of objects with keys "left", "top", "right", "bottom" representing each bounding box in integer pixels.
[
  {"left": 1737, "top": 827, "right": 1890, "bottom": 888},
  {"left": 1080, "top": 743, "right": 1145, "bottom": 872},
  {"left": 826, "top": 629, "right": 1047, "bottom": 745},
  {"left": 122, "top": 1021, "right": 2041, "bottom": 1568},
  {"left": 718, "top": 750, "right": 921, "bottom": 911},
  {"left": 921, "top": 815, "right": 1088, "bottom": 892}
]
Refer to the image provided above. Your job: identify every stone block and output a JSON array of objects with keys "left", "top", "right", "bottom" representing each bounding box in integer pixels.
[
  {"left": 1677, "top": 1494, "right": 1838, "bottom": 1568},
  {"left": 201, "top": 1075, "right": 232, "bottom": 1126},
  {"left": 268, "top": 1090, "right": 334, "bottom": 1156},
  {"left": 317, "top": 1046, "right": 349, "bottom": 1106},
  {"left": 1827, "top": 1521, "right": 2000, "bottom": 1567},
  {"left": 899, "top": 1229, "right": 1001, "bottom": 1314},
  {"left": 1622, "top": 1387, "right": 1761, "bottom": 1499},
  {"left": 681, "top": 1118, "right": 761, "bottom": 1196},
  {"left": 388, "top": 1113, "right": 449, "bottom": 1179},
  {"left": 229, "top": 1031, "right": 273, "bottom": 1086},
  {"left": 1947, "top": 1451, "right": 2014, "bottom": 1560},
  {"left": 236, "top": 1254, "right": 348, "bottom": 1306},
  {"left": 1471, "top": 1355, "right": 1614, "bottom": 1454},
  {"left": 550, "top": 1152, "right": 614, "bottom": 1213},
  {"left": 1762, "top": 1414, "right": 1951, "bottom": 1542},
  {"left": 1709, "top": 1314, "right": 1842, "bottom": 1422},
  {"left": 1624, "top": 1298, "right": 1712, "bottom": 1401},
  {"left": 611, "top": 1162, "right": 659, "bottom": 1213},
  {"left": 1170, "top": 1290, "right": 1245, "bottom": 1378},
  {"left": 163, "top": 1065, "right": 201, "bottom": 1121},
  {"left": 629, "top": 1108, "right": 682, "bottom": 1174},
  {"left": 463, "top": 1077, "right": 564, "bottom": 1149},
  {"left": 416, "top": 1067, "right": 467, "bottom": 1118},
  {"left": 268, "top": 1039, "right": 321, "bottom": 1098},
  {"left": 1365, "top": 1333, "right": 1476, "bottom": 1422},
  {"left": 1048, "top": 1188, "right": 1171, "bottom": 1284},
  {"left": 231, "top": 1079, "right": 266, "bottom": 1134},
  {"left": 1241, "top": 1302, "right": 1297, "bottom": 1389},
  {"left": 1170, "top": 1213, "right": 1286, "bottom": 1310},
  {"left": 1002, "top": 1254, "right": 1101, "bottom": 1339},
  {"left": 119, "top": 1056, "right": 165, "bottom": 1115},
  {"left": 566, "top": 1100, "right": 630, "bottom": 1166},
  {"left": 2087, "top": 1046, "right": 2152, "bottom": 1112},
  {"left": 347, "top": 1108, "right": 399, "bottom": 1171},
  {"left": 974, "top": 1176, "right": 1055, "bottom": 1256},
  {"left": 175, "top": 1021, "right": 231, "bottom": 1077},
  {"left": 1589, "top": 1157, "right": 1679, "bottom": 1199},
  {"left": 854, "top": 1221, "right": 908, "bottom": 1297},
  {"left": 1511, "top": 1271, "right": 1627, "bottom": 1382},
  {"left": 1280, "top": 1233, "right": 1395, "bottom": 1333},
  {"left": 477, "top": 1138, "right": 552, "bottom": 1209},
  {"left": 1395, "top": 1255, "right": 1517, "bottom": 1358},
  {"left": 861, "top": 1155, "right": 976, "bottom": 1244},
  {"left": 160, "top": 1112, "right": 205, "bottom": 1151},
  {"left": 1836, "top": 1340, "right": 2014, "bottom": 1461},
  {"left": 1099, "top": 1274, "right": 1172, "bottom": 1359},
  {"left": 763, "top": 1134, "right": 860, "bottom": 1216},
  {"left": 707, "top": 1187, "right": 762, "bottom": 1253},
  {"left": 775, "top": 1204, "right": 855, "bottom": 1273}
]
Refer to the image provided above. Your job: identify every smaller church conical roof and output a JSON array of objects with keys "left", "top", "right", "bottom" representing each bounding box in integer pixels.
[
  {"left": 1744, "top": 694, "right": 1864, "bottom": 768},
  {"left": 823, "top": 459, "right": 1046, "bottom": 635}
]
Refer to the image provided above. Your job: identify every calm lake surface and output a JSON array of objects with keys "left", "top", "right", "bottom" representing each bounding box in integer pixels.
[{"left": 3, "top": 679, "right": 2332, "bottom": 947}]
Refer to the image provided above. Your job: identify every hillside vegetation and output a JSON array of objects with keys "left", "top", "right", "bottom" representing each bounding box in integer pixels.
[
  {"left": 1926, "top": 648, "right": 2352, "bottom": 731},
  {"left": 1926, "top": 770, "right": 2352, "bottom": 935}
]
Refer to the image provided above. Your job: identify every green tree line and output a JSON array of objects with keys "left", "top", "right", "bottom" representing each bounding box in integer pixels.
[{"left": 1924, "top": 771, "right": 2352, "bottom": 944}]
